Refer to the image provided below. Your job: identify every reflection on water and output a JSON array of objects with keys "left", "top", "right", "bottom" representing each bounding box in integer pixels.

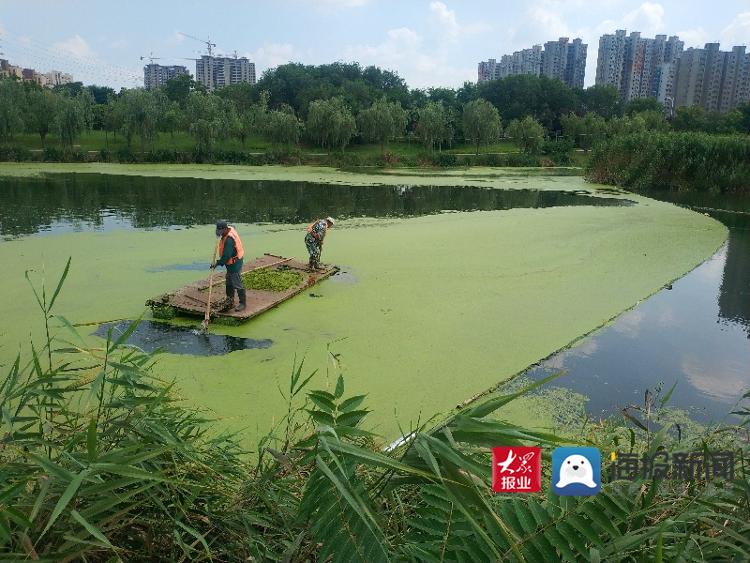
[
  {"left": 0, "top": 173, "right": 632, "bottom": 238},
  {"left": 94, "top": 320, "right": 272, "bottom": 356},
  {"left": 523, "top": 192, "right": 750, "bottom": 422}
]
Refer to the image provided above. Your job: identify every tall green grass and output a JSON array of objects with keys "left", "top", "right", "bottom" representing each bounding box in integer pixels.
[
  {"left": 2, "top": 261, "right": 749, "bottom": 561},
  {"left": 587, "top": 132, "right": 750, "bottom": 194}
]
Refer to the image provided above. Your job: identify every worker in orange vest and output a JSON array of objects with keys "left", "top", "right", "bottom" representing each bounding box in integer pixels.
[
  {"left": 211, "top": 220, "right": 246, "bottom": 312},
  {"left": 305, "top": 217, "right": 334, "bottom": 271}
]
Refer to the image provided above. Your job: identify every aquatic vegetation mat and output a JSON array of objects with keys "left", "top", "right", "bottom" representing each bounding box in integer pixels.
[
  {"left": 0, "top": 171, "right": 728, "bottom": 445},
  {"left": 242, "top": 267, "right": 304, "bottom": 291}
]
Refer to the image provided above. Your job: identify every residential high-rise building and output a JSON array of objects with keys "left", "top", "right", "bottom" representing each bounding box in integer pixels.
[
  {"left": 673, "top": 43, "right": 750, "bottom": 113},
  {"left": 596, "top": 30, "right": 683, "bottom": 103},
  {"left": 144, "top": 64, "right": 190, "bottom": 90},
  {"left": 541, "top": 37, "right": 569, "bottom": 84},
  {"left": 478, "top": 38, "right": 586, "bottom": 88},
  {"left": 0, "top": 59, "right": 23, "bottom": 79},
  {"left": 478, "top": 46, "right": 542, "bottom": 82},
  {"left": 595, "top": 30, "right": 627, "bottom": 90},
  {"left": 565, "top": 38, "right": 588, "bottom": 89},
  {"left": 194, "top": 55, "right": 256, "bottom": 91},
  {"left": 477, "top": 58, "right": 498, "bottom": 82},
  {"left": 42, "top": 70, "right": 73, "bottom": 87},
  {"left": 0, "top": 59, "right": 73, "bottom": 87}
]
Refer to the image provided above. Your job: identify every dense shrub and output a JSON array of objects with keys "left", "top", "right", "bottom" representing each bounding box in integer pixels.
[
  {"left": 587, "top": 132, "right": 750, "bottom": 193},
  {"left": 325, "top": 151, "right": 366, "bottom": 167},
  {"left": 542, "top": 138, "right": 574, "bottom": 165},
  {"left": 0, "top": 146, "right": 32, "bottom": 161},
  {"left": 115, "top": 147, "right": 139, "bottom": 163},
  {"left": 435, "top": 152, "right": 458, "bottom": 167},
  {"left": 42, "top": 146, "right": 64, "bottom": 162}
]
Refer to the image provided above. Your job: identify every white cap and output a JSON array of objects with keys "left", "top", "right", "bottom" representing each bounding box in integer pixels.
[{"left": 326, "top": 216, "right": 335, "bottom": 226}]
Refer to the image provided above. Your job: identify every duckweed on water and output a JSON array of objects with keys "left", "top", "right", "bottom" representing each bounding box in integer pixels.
[
  {"left": 0, "top": 170, "right": 728, "bottom": 447},
  {"left": 242, "top": 267, "right": 304, "bottom": 291}
]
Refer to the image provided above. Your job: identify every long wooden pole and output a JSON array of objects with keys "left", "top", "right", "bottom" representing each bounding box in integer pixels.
[{"left": 201, "top": 238, "right": 220, "bottom": 332}]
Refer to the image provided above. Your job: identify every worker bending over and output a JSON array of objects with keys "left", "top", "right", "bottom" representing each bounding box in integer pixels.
[
  {"left": 305, "top": 216, "right": 334, "bottom": 271},
  {"left": 211, "top": 220, "right": 246, "bottom": 312}
]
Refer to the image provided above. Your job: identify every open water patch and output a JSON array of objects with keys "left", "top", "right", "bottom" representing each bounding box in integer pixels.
[
  {"left": 93, "top": 320, "right": 272, "bottom": 356},
  {"left": 0, "top": 173, "right": 635, "bottom": 237},
  {"left": 520, "top": 193, "right": 750, "bottom": 424},
  {"left": 330, "top": 268, "right": 358, "bottom": 284}
]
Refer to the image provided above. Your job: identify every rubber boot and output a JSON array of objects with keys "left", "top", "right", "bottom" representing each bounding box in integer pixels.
[
  {"left": 308, "top": 258, "right": 316, "bottom": 272},
  {"left": 219, "top": 285, "right": 233, "bottom": 312},
  {"left": 234, "top": 289, "right": 247, "bottom": 312}
]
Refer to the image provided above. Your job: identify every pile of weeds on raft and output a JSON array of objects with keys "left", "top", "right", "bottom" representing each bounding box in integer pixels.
[
  {"left": 2, "top": 259, "right": 750, "bottom": 562},
  {"left": 241, "top": 266, "right": 304, "bottom": 291}
]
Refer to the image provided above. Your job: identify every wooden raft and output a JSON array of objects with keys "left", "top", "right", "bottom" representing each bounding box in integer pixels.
[{"left": 146, "top": 253, "right": 338, "bottom": 322}]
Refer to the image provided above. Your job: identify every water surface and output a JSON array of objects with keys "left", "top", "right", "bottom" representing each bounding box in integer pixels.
[
  {"left": 0, "top": 173, "right": 632, "bottom": 238},
  {"left": 522, "top": 193, "right": 750, "bottom": 423},
  {"left": 94, "top": 320, "right": 272, "bottom": 356}
]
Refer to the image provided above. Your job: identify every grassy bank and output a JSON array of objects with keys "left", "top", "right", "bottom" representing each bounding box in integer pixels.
[
  {"left": 2, "top": 130, "right": 519, "bottom": 156},
  {"left": 1, "top": 131, "right": 582, "bottom": 167},
  {"left": 0, "top": 170, "right": 727, "bottom": 446}
]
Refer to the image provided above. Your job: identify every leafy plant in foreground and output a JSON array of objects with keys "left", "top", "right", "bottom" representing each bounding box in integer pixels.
[{"left": 1, "top": 261, "right": 749, "bottom": 561}]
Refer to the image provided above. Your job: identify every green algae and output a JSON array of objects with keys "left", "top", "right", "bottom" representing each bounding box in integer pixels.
[
  {"left": 0, "top": 171, "right": 728, "bottom": 449},
  {"left": 0, "top": 162, "right": 588, "bottom": 191},
  {"left": 241, "top": 268, "right": 303, "bottom": 292}
]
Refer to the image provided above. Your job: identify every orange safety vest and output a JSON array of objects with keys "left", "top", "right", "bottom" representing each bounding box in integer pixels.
[
  {"left": 307, "top": 219, "right": 327, "bottom": 242},
  {"left": 219, "top": 226, "right": 245, "bottom": 265}
]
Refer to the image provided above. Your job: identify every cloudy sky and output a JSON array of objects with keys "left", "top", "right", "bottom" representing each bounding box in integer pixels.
[{"left": 1, "top": 0, "right": 748, "bottom": 89}]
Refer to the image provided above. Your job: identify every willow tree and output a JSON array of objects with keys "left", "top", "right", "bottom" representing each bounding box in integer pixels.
[
  {"left": 264, "top": 104, "right": 303, "bottom": 148},
  {"left": 416, "top": 101, "right": 453, "bottom": 153},
  {"left": 561, "top": 112, "right": 607, "bottom": 152},
  {"left": 116, "top": 89, "right": 166, "bottom": 150},
  {"left": 507, "top": 115, "right": 546, "bottom": 155},
  {"left": 57, "top": 91, "right": 93, "bottom": 149},
  {"left": 306, "top": 97, "right": 357, "bottom": 152},
  {"left": 462, "top": 98, "right": 501, "bottom": 155},
  {"left": 0, "top": 79, "right": 26, "bottom": 142},
  {"left": 357, "top": 97, "right": 407, "bottom": 155},
  {"left": 26, "top": 87, "right": 59, "bottom": 147},
  {"left": 186, "top": 91, "right": 231, "bottom": 156}
]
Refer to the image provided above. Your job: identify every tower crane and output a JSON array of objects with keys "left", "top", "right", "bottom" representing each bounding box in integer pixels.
[
  {"left": 178, "top": 32, "right": 216, "bottom": 57},
  {"left": 140, "top": 52, "right": 161, "bottom": 64}
]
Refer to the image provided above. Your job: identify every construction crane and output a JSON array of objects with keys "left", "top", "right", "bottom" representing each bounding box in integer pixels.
[
  {"left": 178, "top": 32, "right": 216, "bottom": 57},
  {"left": 140, "top": 52, "right": 161, "bottom": 64}
]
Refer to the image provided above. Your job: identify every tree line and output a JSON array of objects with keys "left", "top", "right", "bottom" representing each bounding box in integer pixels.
[{"left": 1, "top": 61, "right": 749, "bottom": 158}]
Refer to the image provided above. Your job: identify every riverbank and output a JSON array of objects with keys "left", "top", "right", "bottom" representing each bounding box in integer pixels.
[{"left": 0, "top": 167, "right": 727, "bottom": 445}]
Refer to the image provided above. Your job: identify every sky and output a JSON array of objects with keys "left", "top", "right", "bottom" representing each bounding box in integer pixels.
[{"left": 0, "top": 0, "right": 748, "bottom": 90}]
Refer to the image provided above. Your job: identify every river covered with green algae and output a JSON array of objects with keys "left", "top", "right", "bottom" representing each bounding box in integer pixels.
[{"left": 0, "top": 166, "right": 727, "bottom": 446}]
